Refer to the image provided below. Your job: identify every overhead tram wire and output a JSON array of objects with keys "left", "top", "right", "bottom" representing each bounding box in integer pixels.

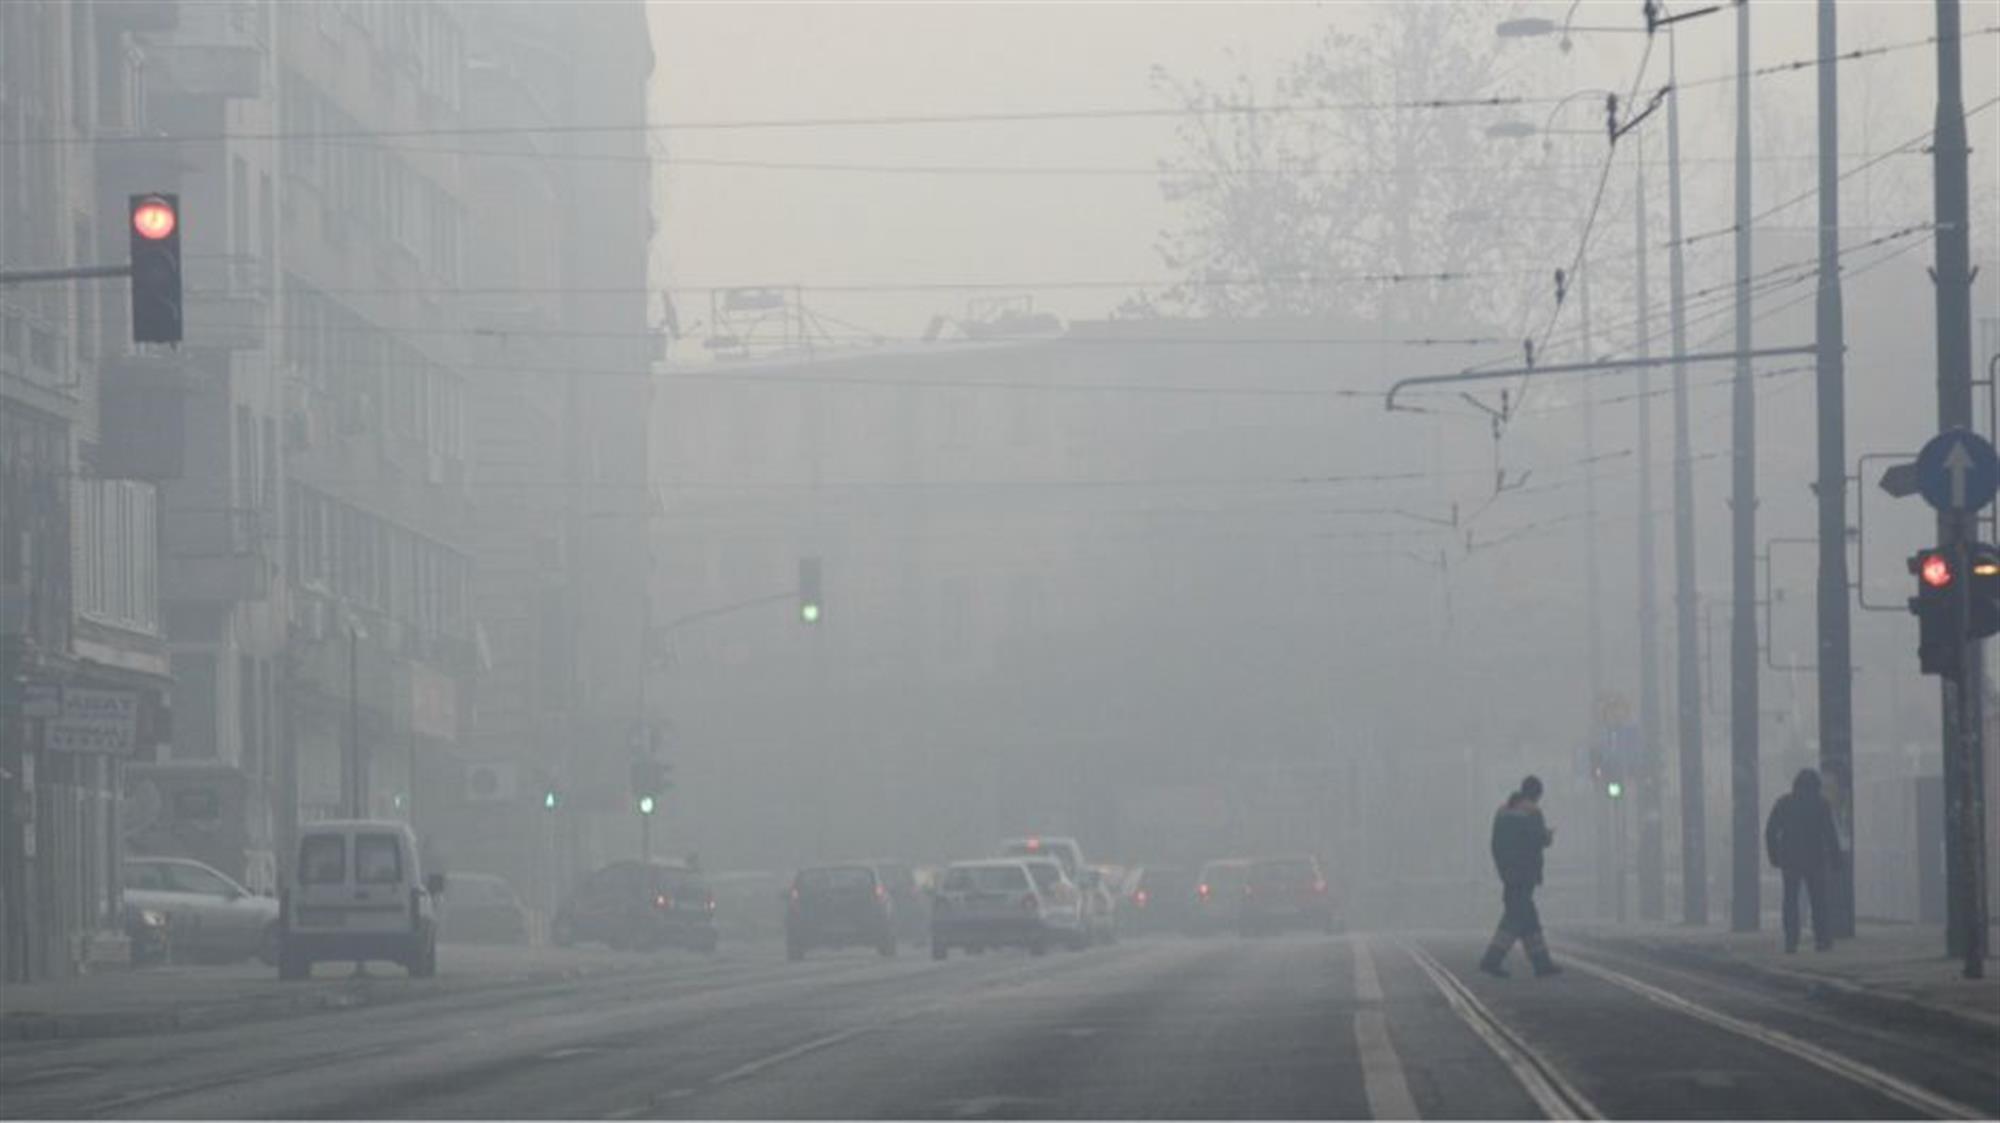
[{"left": 9, "top": 27, "right": 1972, "bottom": 152}]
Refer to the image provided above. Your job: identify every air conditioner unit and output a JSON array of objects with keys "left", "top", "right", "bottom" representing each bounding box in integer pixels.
[{"left": 464, "top": 763, "right": 519, "bottom": 803}]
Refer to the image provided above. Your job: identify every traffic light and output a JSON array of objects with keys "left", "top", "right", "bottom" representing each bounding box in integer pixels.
[
  {"left": 1970, "top": 543, "right": 2000, "bottom": 640},
  {"left": 128, "top": 193, "right": 182, "bottom": 343},
  {"left": 798, "top": 556, "right": 822, "bottom": 625},
  {"left": 1910, "top": 547, "right": 1962, "bottom": 676},
  {"left": 632, "top": 758, "right": 672, "bottom": 814},
  {"left": 1606, "top": 779, "right": 1625, "bottom": 800}
]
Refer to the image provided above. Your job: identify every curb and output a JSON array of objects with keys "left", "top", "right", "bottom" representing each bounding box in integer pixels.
[
  {"left": 1577, "top": 931, "right": 2000, "bottom": 1040},
  {"left": 0, "top": 957, "right": 661, "bottom": 1043}
]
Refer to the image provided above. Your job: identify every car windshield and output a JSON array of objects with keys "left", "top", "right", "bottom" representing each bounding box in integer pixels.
[
  {"left": 798, "top": 867, "right": 875, "bottom": 893},
  {"left": 1249, "top": 860, "right": 1318, "bottom": 888},
  {"left": 942, "top": 866, "right": 1029, "bottom": 893}
]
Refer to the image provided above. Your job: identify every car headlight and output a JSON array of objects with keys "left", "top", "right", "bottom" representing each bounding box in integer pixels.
[{"left": 133, "top": 908, "right": 169, "bottom": 928}]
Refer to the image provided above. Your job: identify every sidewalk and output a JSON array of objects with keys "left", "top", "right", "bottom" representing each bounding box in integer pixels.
[
  {"left": 1576, "top": 920, "right": 2000, "bottom": 1035},
  {"left": 0, "top": 943, "right": 667, "bottom": 1043}
]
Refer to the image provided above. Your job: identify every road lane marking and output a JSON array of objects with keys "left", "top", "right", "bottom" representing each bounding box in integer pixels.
[
  {"left": 1563, "top": 954, "right": 1988, "bottom": 1121},
  {"left": 1354, "top": 1008, "right": 1420, "bottom": 1120},
  {"left": 1352, "top": 935, "right": 1386, "bottom": 1003},
  {"left": 705, "top": 1027, "right": 867, "bottom": 1086},
  {"left": 1352, "top": 938, "right": 1419, "bottom": 1118},
  {"left": 1399, "top": 939, "right": 1602, "bottom": 1121}
]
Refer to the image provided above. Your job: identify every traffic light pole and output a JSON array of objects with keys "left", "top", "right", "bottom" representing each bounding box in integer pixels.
[
  {"left": 1728, "top": 0, "right": 1761, "bottom": 936},
  {"left": 1933, "top": 0, "right": 1987, "bottom": 976},
  {"left": 1814, "top": 0, "right": 1857, "bottom": 941}
]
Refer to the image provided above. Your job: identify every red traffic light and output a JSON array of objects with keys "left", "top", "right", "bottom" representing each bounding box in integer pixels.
[
  {"left": 1921, "top": 553, "right": 1954, "bottom": 589},
  {"left": 132, "top": 198, "right": 177, "bottom": 240}
]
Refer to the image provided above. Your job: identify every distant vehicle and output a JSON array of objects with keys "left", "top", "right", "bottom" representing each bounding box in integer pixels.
[
  {"left": 1187, "top": 859, "right": 1252, "bottom": 937},
  {"left": 930, "top": 859, "right": 1077, "bottom": 959},
  {"left": 1078, "top": 867, "right": 1119, "bottom": 946},
  {"left": 124, "top": 855, "right": 279, "bottom": 965},
  {"left": 553, "top": 861, "right": 718, "bottom": 954},
  {"left": 279, "top": 820, "right": 442, "bottom": 980},
  {"left": 440, "top": 872, "right": 530, "bottom": 945},
  {"left": 786, "top": 864, "right": 897, "bottom": 960},
  {"left": 869, "top": 860, "right": 927, "bottom": 945},
  {"left": 998, "top": 836, "right": 1085, "bottom": 881},
  {"left": 1120, "top": 865, "right": 1194, "bottom": 937},
  {"left": 1020, "top": 857, "right": 1089, "bottom": 950},
  {"left": 1241, "top": 855, "right": 1336, "bottom": 936}
]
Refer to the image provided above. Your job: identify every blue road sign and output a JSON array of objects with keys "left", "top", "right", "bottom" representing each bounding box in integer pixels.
[{"left": 1916, "top": 429, "right": 2000, "bottom": 513}]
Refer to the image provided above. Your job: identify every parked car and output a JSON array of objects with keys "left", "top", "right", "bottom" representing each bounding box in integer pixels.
[
  {"left": 121, "top": 900, "right": 171, "bottom": 967},
  {"left": 1187, "top": 859, "right": 1252, "bottom": 937},
  {"left": 1119, "top": 864, "right": 1194, "bottom": 937},
  {"left": 553, "top": 861, "right": 718, "bottom": 954},
  {"left": 997, "top": 836, "right": 1086, "bottom": 881},
  {"left": 1078, "top": 867, "right": 1118, "bottom": 946},
  {"left": 1241, "top": 855, "right": 1336, "bottom": 936},
  {"left": 869, "top": 860, "right": 928, "bottom": 946},
  {"left": 124, "top": 855, "right": 280, "bottom": 965},
  {"left": 786, "top": 864, "right": 897, "bottom": 960},
  {"left": 278, "top": 820, "right": 442, "bottom": 980},
  {"left": 930, "top": 859, "right": 1079, "bottom": 959},
  {"left": 440, "top": 872, "right": 530, "bottom": 945}
]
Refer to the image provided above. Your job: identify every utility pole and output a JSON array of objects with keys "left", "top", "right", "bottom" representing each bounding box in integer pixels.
[
  {"left": 1815, "top": 0, "right": 1857, "bottom": 941},
  {"left": 1634, "top": 139, "right": 1666, "bottom": 925},
  {"left": 1729, "top": 0, "right": 1762, "bottom": 934},
  {"left": 1933, "top": 0, "right": 1987, "bottom": 971},
  {"left": 1665, "top": 25, "right": 1709, "bottom": 927}
]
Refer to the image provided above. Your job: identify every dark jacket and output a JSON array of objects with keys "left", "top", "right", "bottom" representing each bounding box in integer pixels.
[
  {"left": 1765, "top": 770, "right": 1842, "bottom": 873},
  {"left": 1491, "top": 796, "right": 1550, "bottom": 887}
]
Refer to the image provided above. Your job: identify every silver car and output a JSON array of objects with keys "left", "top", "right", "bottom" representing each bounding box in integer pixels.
[{"left": 123, "top": 856, "right": 280, "bottom": 964}]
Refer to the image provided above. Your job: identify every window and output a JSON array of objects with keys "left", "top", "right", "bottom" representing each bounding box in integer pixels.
[
  {"left": 124, "top": 863, "right": 170, "bottom": 892},
  {"left": 354, "top": 833, "right": 403, "bottom": 884},
  {"left": 173, "top": 787, "right": 222, "bottom": 821},
  {"left": 299, "top": 835, "right": 346, "bottom": 884},
  {"left": 166, "top": 863, "right": 237, "bottom": 898},
  {"left": 943, "top": 865, "right": 1030, "bottom": 893}
]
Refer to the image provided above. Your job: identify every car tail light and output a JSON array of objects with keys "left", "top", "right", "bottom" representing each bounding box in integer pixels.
[
  {"left": 705, "top": 895, "right": 717, "bottom": 912},
  {"left": 875, "top": 885, "right": 888, "bottom": 903},
  {"left": 1198, "top": 883, "right": 1211, "bottom": 899},
  {"left": 654, "top": 893, "right": 672, "bottom": 910},
  {"left": 1313, "top": 879, "right": 1328, "bottom": 894},
  {"left": 1021, "top": 893, "right": 1040, "bottom": 913},
  {"left": 1134, "top": 890, "right": 1149, "bottom": 908}
]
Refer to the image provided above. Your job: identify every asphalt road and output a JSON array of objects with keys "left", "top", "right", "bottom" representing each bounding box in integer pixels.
[{"left": 2, "top": 933, "right": 1994, "bottom": 1119}]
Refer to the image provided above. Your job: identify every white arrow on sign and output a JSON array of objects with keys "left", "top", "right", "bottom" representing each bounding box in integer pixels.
[{"left": 1945, "top": 440, "right": 1975, "bottom": 508}]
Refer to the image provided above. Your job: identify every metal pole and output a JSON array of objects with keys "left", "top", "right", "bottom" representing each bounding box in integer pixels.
[
  {"left": 1636, "top": 135, "right": 1668, "bottom": 926},
  {"left": 1933, "top": 0, "right": 1987, "bottom": 972},
  {"left": 1666, "top": 27, "right": 1710, "bottom": 927},
  {"left": 348, "top": 624, "right": 362, "bottom": 819},
  {"left": 1815, "top": 0, "right": 1857, "bottom": 941},
  {"left": 1729, "top": 0, "right": 1762, "bottom": 934}
]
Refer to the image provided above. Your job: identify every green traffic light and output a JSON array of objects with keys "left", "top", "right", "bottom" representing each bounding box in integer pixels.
[
  {"left": 638, "top": 795, "right": 656, "bottom": 815},
  {"left": 1606, "top": 780, "right": 1625, "bottom": 799},
  {"left": 543, "top": 790, "right": 559, "bottom": 811},
  {"left": 801, "top": 602, "right": 820, "bottom": 624}
]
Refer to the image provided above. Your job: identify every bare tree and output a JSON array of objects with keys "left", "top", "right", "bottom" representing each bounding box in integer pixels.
[{"left": 1146, "top": 5, "right": 1562, "bottom": 333}]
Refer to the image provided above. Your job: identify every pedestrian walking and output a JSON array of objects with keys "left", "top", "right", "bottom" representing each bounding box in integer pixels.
[
  {"left": 1765, "top": 768, "right": 1843, "bottom": 953},
  {"left": 1480, "top": 775, "right": 1561, "bottom": 978}
]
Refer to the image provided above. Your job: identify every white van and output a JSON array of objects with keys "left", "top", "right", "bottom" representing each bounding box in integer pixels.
[{"left": 279, "top": 820, "right": 442, "bottom": 979}]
